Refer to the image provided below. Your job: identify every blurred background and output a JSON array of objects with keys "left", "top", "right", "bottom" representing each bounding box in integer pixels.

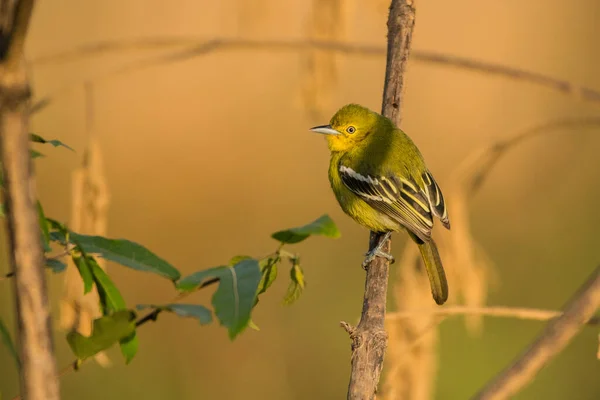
[{"left": 1, "top": 0, "right": 600, "bottom": 399}]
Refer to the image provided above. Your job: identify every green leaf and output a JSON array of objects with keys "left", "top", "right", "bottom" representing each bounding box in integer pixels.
[
  {"left": 257, "top": 257, "right": 278, "bottom": 296},
  {"left": 283, "top": 260, "right": 305, "bottom": 305},
  {"left": 176, "top": 259, "right": 261, "bottom": 339},
  {"left": 213, "top": 259, "right": 261, "bottom": 339},
  {"left": 119, "top": 332, "right": 138, "bottom": 365},
  {"left": 45, "top": 258, "right": 67, "bottom": 273},
  {"left": 37, "top": 201, "right": 51, "bottom": 253},
  {"left": 87, "top": 259, "right": 136, "bottom": 363},
  {"left": 271, "top": 214, "right": 341, "bottom": 244},
  {"left": 0, "top": 317, "right": 20, "bottom": 369},
  {"left": 137, "top": 304, "right": 212, "bottom": 325},
  {"left": 176, "top": 266, "right": 225, "bottom": 292},
  {"left": 89, "top": 259, "right": 126, "bottom": 314},
  {"left": 73, "top": 255, "right": 94, "bottom": 294},
  {"left": 67, "top": 310, "right": 136, "bottom": 361},
  {"left": 30, "top": 133, "right": 74, "bottom": 151},
  {"left": 30, "top": 149, "right": 44, "bottom": 159},
  {"left": 51, "top": 231, "right": 180, "bottom": 281},
  {"left": 0, "top": 204, "right": 4, "bottom": 218},
  {"left": 46, "top": 218, "right": 68, "bottom": 236}
]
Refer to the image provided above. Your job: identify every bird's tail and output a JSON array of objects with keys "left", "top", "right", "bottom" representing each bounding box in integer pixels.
[{"left": 416, "top": 238, "right": 448, "bottom": 305}]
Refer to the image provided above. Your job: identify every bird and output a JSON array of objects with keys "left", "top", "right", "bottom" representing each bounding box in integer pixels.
[{"left": 310, "top": 103, "right": 450, "bottom": 305}]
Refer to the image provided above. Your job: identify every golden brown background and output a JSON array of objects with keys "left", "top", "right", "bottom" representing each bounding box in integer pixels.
[{"left": 1, "top": 0, "right": 600, "bottom": 399}]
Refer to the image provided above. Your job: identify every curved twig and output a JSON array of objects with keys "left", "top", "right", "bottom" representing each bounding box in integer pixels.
[
  {"left": 473, "top": 266, "right": 600, "bottom": 400},
  {"left": 449, "top": 117, "right": 600, "bottom": 196},
  {"left": 26, "top": 38, "right": 600, "bottom": 114}
]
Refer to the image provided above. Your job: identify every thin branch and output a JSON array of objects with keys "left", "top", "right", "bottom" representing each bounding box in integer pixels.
[
  {"left": 450, "top": 117, "right": 600, "bottom": 196},
  {"left": 26, "top": 37, "right": 600, "bottom": 114},
  {"left": 28, "top": 38, "right": 384, "bottom": 114},
  {"left": 388, "top": 305, "right": 600, "bottom": 325},
  {"left": 342, "top": 1, "right": 415, "bottom": 399},
  {"left": 473, "top": 266, "right": 600, "bottom": 400},
  {"left": 29, "top": 37, "right": 384, "bottom": 66},
  {"left": 133, "top": 277, "right": 219, "bottom": 327},
  {"left": 0, "top": 1, "right": 61, "bottom": 400},
  {"left": 47, "top": 246, "right": 73, "bottom": 260},
  {"left": 412, "top": 51, "right": 600, "bottom": 103}
]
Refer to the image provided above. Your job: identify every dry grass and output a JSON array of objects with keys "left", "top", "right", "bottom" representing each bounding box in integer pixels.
[
  {"left": 300, "top": 0, "right": 347, "bottom": 120},
  {"left": 382, "top": 244, "right": 442, "bottom": 400},
  {"left": 58, "top": 83, "right": 112, "bottom": 367}
]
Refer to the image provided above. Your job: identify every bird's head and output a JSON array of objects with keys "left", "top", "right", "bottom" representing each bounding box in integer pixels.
[{"left": 310, "top": 103, "right": 382, "bottom": 152}]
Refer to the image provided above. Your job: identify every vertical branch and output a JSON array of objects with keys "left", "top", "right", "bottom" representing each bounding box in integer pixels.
[
  {"left": 380, "top": 0, "right": 415, "bottom": 125},
  {"left": 0, "top": 1, "right": 61, "bottom": 400},
  {"left": 342, "top": 1, "right": 416, "bottom": 399}
]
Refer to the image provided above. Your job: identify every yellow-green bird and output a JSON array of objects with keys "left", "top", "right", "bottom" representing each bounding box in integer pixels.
[{"left": 310, "top": 103, "right": 450, "bottom": 305}]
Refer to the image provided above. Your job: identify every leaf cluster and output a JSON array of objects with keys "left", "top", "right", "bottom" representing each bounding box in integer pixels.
[{"left": 0, "top": 135, "right": 341, "bottom": 367}]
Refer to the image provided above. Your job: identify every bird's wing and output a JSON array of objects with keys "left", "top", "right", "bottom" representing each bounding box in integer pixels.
[
  {"left": 421, "top": 170, "right": 450, "bottom": 229},
  {"left": 338, "top": 164, "right": 449, "bottom": 241}
]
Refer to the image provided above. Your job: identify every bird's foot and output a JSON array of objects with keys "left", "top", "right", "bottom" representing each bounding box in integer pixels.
[{"left": 362, "top": 249, "right": 395, "bottom": 270}]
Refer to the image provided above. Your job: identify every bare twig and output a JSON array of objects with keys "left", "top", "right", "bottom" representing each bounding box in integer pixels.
[
  {"left": 450, "top": 117, "right": 600, "bottom": 196},
  {"left": 133, "top": 277, "right": 219, "bottom": 327},
  {"left": 473, "top": 266, "right": 600, "bottom": 400},
  {"left": 29, "top": 37, "right": 384, "bottom": 66},
  {"left": 388, "top": 305, "right": 600, "bottom": 325},
  {"left": 342, "top": 1, "right": 415, "bottom": 399},
  {"left": 46, "top": 246, "right": 73, "bottom": 260},
  {"left": 0, "top": 1, "right": 61, "bottom": 400},
  {"left": 28, "top": 37, "right": 600, "bottom": 104},
  {"left": 27, "top": 37, "right": 600, "bottom": 115},
  {"left": 412, "top": 52, "right": 600, "bottom": 103}
]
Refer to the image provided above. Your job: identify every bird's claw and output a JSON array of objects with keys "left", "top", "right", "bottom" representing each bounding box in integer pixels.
[{"left": 362, "top": 249, "right": 395, "bottom": 270}]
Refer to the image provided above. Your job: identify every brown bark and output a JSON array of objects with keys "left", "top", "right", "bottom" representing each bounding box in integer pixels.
[
  {"left": 343, "top": 1, "right": 416, "bottom": 399},
  {"left": 0, "top": 1, "right": 61, "bottom": 399}
]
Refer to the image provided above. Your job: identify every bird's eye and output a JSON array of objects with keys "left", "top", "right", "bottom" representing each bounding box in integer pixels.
[{"left": 346, "top": 126, "right": 356, "bottom": 134}]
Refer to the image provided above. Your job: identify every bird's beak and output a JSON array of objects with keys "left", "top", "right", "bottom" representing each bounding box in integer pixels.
[{"left": 309, "top": 124, "right": 340, "bottom": 135}]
